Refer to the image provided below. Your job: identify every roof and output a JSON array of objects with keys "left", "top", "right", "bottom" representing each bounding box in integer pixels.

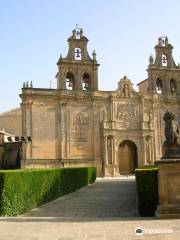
[
  {"left": 0, "top": 107, "right": 21, "bottom": 116},
  {"left": 137, "top": 78, "right": 148, "bottom": 86}
]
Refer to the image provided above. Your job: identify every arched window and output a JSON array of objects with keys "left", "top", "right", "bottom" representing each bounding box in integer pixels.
[
  {"left": 156, "top": 78, "right": 163, "bottom": 94},
  {"left": 82, "top": 73, "right": 90, "bottom": 90},
  {"left": 66, "top": 72, "right": 74, "bottom": 90},
  {"left": 170, "top": 79, "right": 176, "bottom": 93},
  {"left": 162, "top": 54, "right": 167, "bottom": 67}
]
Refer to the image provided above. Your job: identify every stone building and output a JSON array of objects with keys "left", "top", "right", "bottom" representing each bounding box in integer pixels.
[
  {"left": 0, "top": 108, "right": 22, "bottom": 136},
  {"left": 0, "top": 130, "right": 21, "bottom": 169},
  {"left": 3, "top": 27, "right": 180, "bottom": 176}
]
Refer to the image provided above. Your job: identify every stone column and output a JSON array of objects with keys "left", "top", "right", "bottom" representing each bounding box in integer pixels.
[
  {"left": 21, "top": 102, "right": 26, "bottom": 168},
  {"left": 111, "top": 137, "right": 114, "bottom": 176},
  {"left": 150, "top": 135, "right": 154, "bottom": 163},
  {"left": 26, "top": 102, "right": 32, "bottom": 160},
  {"left": 112, "top": 136, "right": 117, "bottom": 176},
  {"left": 57, "top": 68, "right": 66, "bottom": 89},
  {"left": 60, "top": 101, "right": 68, "bottom": 160},
  {"left": 92, "top": 65, "right": 98, "bottom": 91},
  {"left": 146, "top": 136, "right": 151, "bottom": 164},
  {"left": 143, "top": 136, "right": 147, "bottom": 165},
  {"left": 77, "top": 69, "right": 82, "bottom": 90},
  {"left": 102, "top": 136, "right": 108, "bottom": 177},
  {"left": 104, "top": 136, "right": 108, "bottom": 165},
  {"left": 141, "top": 97, "right": 144, "bottom": 122}
]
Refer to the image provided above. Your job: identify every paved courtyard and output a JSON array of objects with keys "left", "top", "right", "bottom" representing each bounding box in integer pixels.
[{"left": 0, "top": 176, "right": 180, "bottom": 239}]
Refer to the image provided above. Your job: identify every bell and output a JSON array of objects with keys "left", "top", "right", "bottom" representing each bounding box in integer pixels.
[
  {"left": 68, "top": 81, "right": 72, "bottom": 87},
  {"left": 76, "top": 31, "right": 80, "bottom": 38},
  {"left": 162, "top": 56, "right": 167, "bottom": 64},
  {"left": 171, "top": 87, "right": 175, "bottom": 92},
  {"left": 84, "top": 82, "right": 88, "bottom": 89},
  {"left": 76, "top": 52, "right": 80, "bottom": 58}
]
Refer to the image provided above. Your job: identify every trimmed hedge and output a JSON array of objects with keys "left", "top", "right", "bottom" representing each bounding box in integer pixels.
[
  {"left": 0, "top": 167, "right": 96, "bottom": 216},
  {"left": 135, "top": 166, "right": 158, "bottom": 216}
]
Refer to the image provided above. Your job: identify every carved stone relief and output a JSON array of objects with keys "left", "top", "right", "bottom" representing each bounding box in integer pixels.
[
  {"left": 115, "top": 103, "right": 139, "bottom": 121},
  {"left": 74, "top": 112, "right": 88, "bottom": 142},
  {"left": 144, "top": 109, "right": 153, "bottom": 122}
]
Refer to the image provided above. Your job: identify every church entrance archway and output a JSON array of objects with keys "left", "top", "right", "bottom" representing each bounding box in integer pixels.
[{"left": 118, "top": 140, "right": 138, "bottom": 174}]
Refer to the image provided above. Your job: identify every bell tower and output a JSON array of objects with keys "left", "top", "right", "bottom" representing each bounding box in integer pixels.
[
  {"left": 56, "top": 26, "right": 99, "bottom": 91},
  {"left": 147, "top": 36, "right": 180, "bottom": 96}
]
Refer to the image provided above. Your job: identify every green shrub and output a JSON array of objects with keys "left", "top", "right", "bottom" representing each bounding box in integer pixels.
[
  {"left": 135, "top": 166, "right": 158, "bottom": 216},
  {"left": 87, "top": 167, "right": 96, "bottom": 184},
  {"left": 0, "top": 167, "right": 96, "bottom": 216}
]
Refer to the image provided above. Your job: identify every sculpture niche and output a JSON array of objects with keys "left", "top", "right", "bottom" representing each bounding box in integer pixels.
[{"left": 162, "top": 111, "right": 180, "bottom": 159}]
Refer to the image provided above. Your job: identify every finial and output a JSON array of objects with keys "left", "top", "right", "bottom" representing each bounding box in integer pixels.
[
  {"left": 23, "top": 82, "right": 25, "bottom": 88},
  {"left": 92, "top": 50, "right": 96, "bottom": 61},
  {"left": 72, "top": 29, "right": 76, "bottom": 38},
  {"left": 30, "top": 81, "right": 33, "bottom": 88},
  {"left": 149, "top": 54, "right": 154, "bottom": 65},
  {"left": 80, "top": 28, "right": 83, "bottom": 37},
  {"left": 74, "top": 24, "right": 81, "bottom": 39},
  {"left": 165, "top": 36, "right": 168, "bottom": 46},
  {"left": 158, "top": 37, "right": 162, "bottom": 46},
  {"left": 26, "top": 81, "right": 29, "bottom": 88},
  {"left": 57, "top": 54, "right": 62, "bottom": 65},
  {"left": 75, "top": 24, "right": 80, "bottom": 31}
]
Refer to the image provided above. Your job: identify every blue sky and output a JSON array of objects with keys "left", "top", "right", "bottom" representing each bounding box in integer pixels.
[{"left": 1, "top": 0, "right": 180, "bottom": 112}]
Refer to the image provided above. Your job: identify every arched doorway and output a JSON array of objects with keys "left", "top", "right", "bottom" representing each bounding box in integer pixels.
[{"left": 118, "top": 140, "right": 138, "bottom": 174}]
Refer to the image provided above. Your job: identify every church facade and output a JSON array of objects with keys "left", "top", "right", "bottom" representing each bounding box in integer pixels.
[{"left": 20, "top": 28, "right": 180, "bottom": 176}]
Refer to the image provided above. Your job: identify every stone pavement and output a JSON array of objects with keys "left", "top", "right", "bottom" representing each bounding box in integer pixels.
[{"left": 0, "top": 176, "right": 179, "bottom": 239}]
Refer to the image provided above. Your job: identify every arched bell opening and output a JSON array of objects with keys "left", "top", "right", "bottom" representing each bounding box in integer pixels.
[
  {"left": 156, "top": 77, "right": 163, "bottom": 94},
  {"left": 118, "top": 140, "right": 138, "bottom": 174},
  {"left": 66, "top": 72, "right": 75, "bottom": 90},
  {"left": 170, "top": 79, "right": 177, "bottom": 94},
  {"left": 82, "top": 73, "right": 91, "bottom": 90}
]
